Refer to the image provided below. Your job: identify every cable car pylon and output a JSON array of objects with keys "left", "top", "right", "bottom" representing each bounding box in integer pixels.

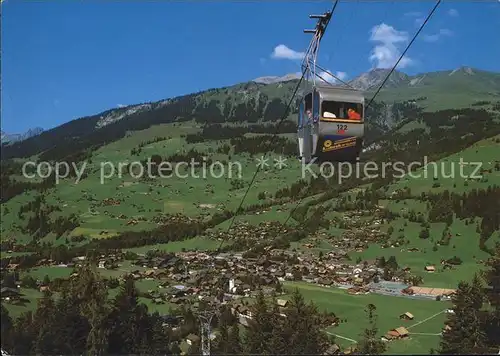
[{"left": 198, "top": 309, "right": 215, "bottom": 356}]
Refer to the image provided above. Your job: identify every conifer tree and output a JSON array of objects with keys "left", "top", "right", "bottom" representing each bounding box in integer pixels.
[
  {"left": 213, "top": 307, "right": 230, "bottom": 355},
  {"left": 50, "top": 288, "right": 90, "bottom": 354},
  {"left": 107, "top": 275, "right": 159, "bottom": 354},
  {"left": 244, "top": 289, "right": 274, "bottom": 354},
  {"left": 268, "top": 296, "right": 289, "bottom": 354},
  {"left": 358, "top": 304, "right": 386, "bottom": 355},
  {"left": 0, "top": 305, "right": 12, "bottom": 351},
  {"left": 439, "top": 277, "right": 487, "bottom": 354},
  {"left": 73, "top": 263, "right": 109, "bottom": 355},
  {"left": 186, "top": 339, "right": 201, "bottom": 355},
  {"left": 284, "top": 289, "right": 329, "bottom": 355},
  {"left": 147, "top": 312, "right": 173, "bottom": 355},
  {"left": 482, "top": 245, "right": 500, "bottom": 351},
  {"left": 9, "top": 311, "right": 36, "bottom": 355},
  {"left": 33, "top": 290, "right": 58, "bottom": 354},
  {"left": 170, "top": 341, "right": 182, "bottom": 355},
  {"left": 227, "top": 323, "right": 243, "bottom": 354}
]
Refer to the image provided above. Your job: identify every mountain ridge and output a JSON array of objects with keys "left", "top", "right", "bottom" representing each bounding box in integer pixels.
[
  {"left": 1, "top": 66, "right": 499, "bottom": 161},
  {"left": 1, "top": 127, "right": 44, "bottom": 145},
  {"left": 253, "top": 66, "right": 500, "bottom": 91}
]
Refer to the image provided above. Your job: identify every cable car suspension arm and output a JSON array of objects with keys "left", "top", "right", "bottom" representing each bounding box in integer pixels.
[
  {"left": 313, "top": 62, "right": 356, "bottom": 90},
  {"left": 301, "top": 1, "right": 338, "bottom": 86}
]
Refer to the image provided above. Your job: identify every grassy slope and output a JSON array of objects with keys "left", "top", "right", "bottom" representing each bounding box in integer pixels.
[
  {"left": 371, "top": 69, "right": 500, "bottom": 112},
  {"left": 1, "top": 120, "right": 304, "bottom": 245}
]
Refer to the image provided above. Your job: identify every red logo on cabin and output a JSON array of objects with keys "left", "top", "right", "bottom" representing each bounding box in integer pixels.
[{"left": 337, "top": 124, "right": 347, "bottom": 134}]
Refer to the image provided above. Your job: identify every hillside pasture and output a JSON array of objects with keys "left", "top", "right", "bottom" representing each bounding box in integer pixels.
[
  {"left": 349, "top": 217, "right": 498, "bottom": 288},
  {"left": 387, "top": 135, "right": 500, "bottom": 195}
]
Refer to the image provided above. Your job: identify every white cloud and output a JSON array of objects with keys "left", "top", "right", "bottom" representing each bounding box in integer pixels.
[
  {"left": 371, "top": 23, "right": 408, "bottom": 44},
  {"left": 117, "top": 104, "right": 126, "bottom": 108},
  {"left": 335, "top": 71, "right": 348, "bottom": 81},
  {"left": 414, "top": 17, "right": 425, "bottom": 27},
  {"left": 422, "top": 28, "right": 454, "bottom": 42},
  {"left": 447, "top": 9, "right": 459, "bottom": 17},
  {"left": 317, "top": 70, "right": 348, "bottom": 83},
  {"left": 440, "top": 29, "right": 454, "bottom": 36},
  {"left": 368, "top": 23, "right": 413, "bottom": 69},
  {"left": 271, "top": 44, "right": 305, "bottom": 60}
]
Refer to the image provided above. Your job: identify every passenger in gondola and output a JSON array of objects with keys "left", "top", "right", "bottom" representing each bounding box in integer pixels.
[
  {"left": 305, "top": 108, "right": 313, "bottom": 121},
  {"left": 348, "top": 108, "right": 360, "bottom": 120}
]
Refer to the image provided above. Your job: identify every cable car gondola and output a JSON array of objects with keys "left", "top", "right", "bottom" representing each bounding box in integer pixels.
[
  {"left": 297, "top": 7, "right": 365, "bottom": 164},
  {"left": 298, "top": 85, "right": 364, "bottom": 163}
]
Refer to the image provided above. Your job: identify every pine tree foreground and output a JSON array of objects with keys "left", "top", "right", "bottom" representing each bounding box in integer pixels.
[{"left": 438, "top": 246, "right": 500, "bottom": 354}]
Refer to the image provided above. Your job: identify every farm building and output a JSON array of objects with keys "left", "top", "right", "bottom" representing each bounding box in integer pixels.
[
  {"left": 425, "top": 265, "right": 435, "bottom": 272},
  {"left": 409, "top": 286, "right": 455, "bottom": 298},
  {"left": 399, "top": 312, "right": 414, "bottom": 320},
  {"left": 384, "top": 326, "right": 409, "bottom": 341}
]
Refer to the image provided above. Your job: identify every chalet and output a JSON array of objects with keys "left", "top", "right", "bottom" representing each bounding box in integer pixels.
[
  {"left": 238, "top": 315, "right": 250, "bottom": 327},
  {"left": 318, "top": 278, "right": 334, "bottom": 286},
  {"left": 347, "top": 286, "right": 369, "bottom": 295},
  {"left": 353, "top": 277, "right": 364, "bottom": 285},
  {"left": 160, "top": 315, "right": 182, "bottom": 327},
  {"left": 1, "top": 287, "right": 22, "bottom": 300},
  {"left": 343, "top": 346, "right": 358, "bottom": 355},
  {"left": 276, "top": 299, "right": 288, "bottom": 307},
  {"left": 6, "top": 264, "right": 19, "bottom": 271},
  {"left": 323, "top": 344, "right": 340, "bottom": 355},
  {"left": 185, "top": 334, "right": 200, "bottom": 346},
  {"left": 399, "top": 312, "right": 414, "bottom": 321},
  {"left": 424, "top": 265, "right": 435, "bottom": 272},
  {"left": 238, "top": 306, "right": 252, "bottom": 317}
]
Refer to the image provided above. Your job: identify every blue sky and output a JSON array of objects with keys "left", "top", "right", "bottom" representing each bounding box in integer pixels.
[{"left": 2, "top": 0, "right": 500, "bottom": 133}]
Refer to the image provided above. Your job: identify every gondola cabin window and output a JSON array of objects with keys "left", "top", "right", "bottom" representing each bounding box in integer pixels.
[
  {"left": 304, "top": 93, "right": 313, "bottom": 112},
  {"left": 321, "top": 101, "right": 363, "bottom": 120}
]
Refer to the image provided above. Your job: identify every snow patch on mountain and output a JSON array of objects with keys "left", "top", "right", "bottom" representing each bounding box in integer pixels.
[
  {"left": 96, "top": 104, "right": 153, "bottom": 129},
  {"left": 253, "top": 73, "right": 301, "bottom": 84}
]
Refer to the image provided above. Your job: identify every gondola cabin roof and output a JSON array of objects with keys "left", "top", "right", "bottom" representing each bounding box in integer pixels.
[{"left": 305, "top": 85, "right": 365, "bottom": 104}]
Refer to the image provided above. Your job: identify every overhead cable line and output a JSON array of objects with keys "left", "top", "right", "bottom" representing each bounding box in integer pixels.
[
  {"left": 215, "top": 0, "right": 340, "bottom": 253},
  {"left": 282, "top": 0, "right": 442, "bottom": 228},
  {"left": 362, "top": 0, "right": 442, "bottom": 148},
  {"left": 366, "top": 0, "right": 442, "bottom": 109}
]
